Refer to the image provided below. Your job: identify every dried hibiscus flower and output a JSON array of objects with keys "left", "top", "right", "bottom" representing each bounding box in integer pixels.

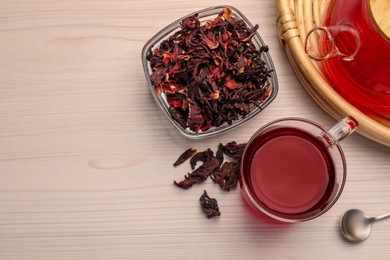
[
  {"left": 219, "top": 141, "right": 247, "bottom": 160},
  {"left": 190, "top": 148, "right": 213, "bottom": 170},
  {"left": 199, "top": 190, "right": 221, "bottom": 218},
  {"left": 173, "top": 141, "right": 247, "bottom": 218},
  {"left": 173, "top": 175, "right": 205, "bottom": 189},
  {"left": 147, "top": 7, "right": 272, "bottom": 133},
  {"left": 173, "top": 148, "right": 197, "bottom": 167},
  {"left": 174, "top": 149, "right": 222, "bottom": 189},
  {"left": 173, "top": 141, "right": 246, "bottom": 191},
  {"left": 211, "top": 161, "right": 240, "bottom": 191}
]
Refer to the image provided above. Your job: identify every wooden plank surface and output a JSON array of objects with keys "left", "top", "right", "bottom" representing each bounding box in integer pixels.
[{"left": 0, "top": 0, "right": 389, "bottom": 259}]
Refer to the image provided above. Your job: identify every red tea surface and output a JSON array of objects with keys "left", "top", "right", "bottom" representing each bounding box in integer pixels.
[{"left": 243, "top": 127, "right": 335, "bottom": 217}]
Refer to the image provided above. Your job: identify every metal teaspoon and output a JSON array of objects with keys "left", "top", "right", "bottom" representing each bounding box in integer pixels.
[{"left": 340, "top": 209, "right": 390, "bottom": 242}]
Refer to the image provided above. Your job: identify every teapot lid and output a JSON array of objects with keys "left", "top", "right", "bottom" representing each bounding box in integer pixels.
[{"left": 370, "top": 0, "right": 390, "bottom": 39}]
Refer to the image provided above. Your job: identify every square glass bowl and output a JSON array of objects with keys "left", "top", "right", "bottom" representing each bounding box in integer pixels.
[{"left": 141, "top": 5, "right": 278, "bottom": 139}]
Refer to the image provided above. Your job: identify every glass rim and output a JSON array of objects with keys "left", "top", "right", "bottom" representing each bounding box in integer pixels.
[{"left": 240, "top": 117, "right": 347, "bottom": 223}]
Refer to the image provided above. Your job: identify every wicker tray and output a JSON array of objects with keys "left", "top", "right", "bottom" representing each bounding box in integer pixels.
[{"left": 277, "top": 0, "right": 390, "bottom": 147}]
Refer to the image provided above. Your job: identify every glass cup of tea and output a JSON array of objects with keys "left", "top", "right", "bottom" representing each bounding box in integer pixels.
[{"left": 240, "top": 117, "right": 358, "bottom": 223}]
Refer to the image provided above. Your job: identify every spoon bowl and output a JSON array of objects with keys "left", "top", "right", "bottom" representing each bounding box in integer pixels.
[
  {"left": 340, "top": 209, "right": 373, "bottom": 242},
  {"left": 340, "top": 209, "right": 390, "bottom": 242}
]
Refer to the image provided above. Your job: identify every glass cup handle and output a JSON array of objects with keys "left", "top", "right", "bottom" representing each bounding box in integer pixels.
[
  {"left": 322, "top": 116, "right": 359, "bottom": 147},
  {"left": 305, "top": 25, "right": 361, "bottom": 62}
]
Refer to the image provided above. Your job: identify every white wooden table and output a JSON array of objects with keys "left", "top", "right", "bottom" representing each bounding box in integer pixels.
[{"left": 1, "top": 1, "right": 389, "bottom": 259}]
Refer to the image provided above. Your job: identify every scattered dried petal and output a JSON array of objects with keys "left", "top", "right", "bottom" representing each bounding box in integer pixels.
[
  {"left": 173, "top": 148, "right": 197, "bottom": 167},
  {"left": 211, "top": 161, "right": 240, "bottom": 191},
  {"left": 174, "top": 175, "right": 204, "bottom": 189},
  {"left": 174, "top": 150, "right": 221, "bottom": 189},
  {"left": 219, "top": 141, "right": 247, "bottom": 160},
  {"left": 199, "top": 190, "right": 221, "bottom": 218},
  {"left": 190, "top": 149, "right": 213, "bottom": 170},
  {"left": 172, "top": 141, "right": 246, "bottom": 217}
]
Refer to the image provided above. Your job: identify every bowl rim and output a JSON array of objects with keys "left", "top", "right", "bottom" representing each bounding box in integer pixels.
[{"left": 141, "top": 5, "right": 279, "bottom": 139}]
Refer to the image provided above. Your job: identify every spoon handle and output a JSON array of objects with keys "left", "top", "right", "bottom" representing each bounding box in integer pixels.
[{"left": 374, "top": 212, "right": 390, "bottom": 221}]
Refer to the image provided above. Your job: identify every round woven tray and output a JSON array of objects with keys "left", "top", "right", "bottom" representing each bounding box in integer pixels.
[{"left": 277, "top": 0, "right": 390, "bottom": 147}]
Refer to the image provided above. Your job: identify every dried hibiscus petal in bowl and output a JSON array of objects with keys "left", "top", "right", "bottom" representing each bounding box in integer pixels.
[{"left": 142, "top": 6, "right": 278, "bottom": 138}]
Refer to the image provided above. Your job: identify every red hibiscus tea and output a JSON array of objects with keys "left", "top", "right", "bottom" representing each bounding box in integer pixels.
[
  {"left": 240, "top": 117, "right": 358, "bottom": 222},
  {"left": 305, "top": 0, "right": 390, "bottom": 119}
]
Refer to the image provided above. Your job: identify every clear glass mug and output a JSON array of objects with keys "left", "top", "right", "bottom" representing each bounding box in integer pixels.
[
  {"left": 240, "top": 117, "right": 358, "bottom": 223},
  {"left": 304, "top": 0, "right": 390, "bottom": 117}
]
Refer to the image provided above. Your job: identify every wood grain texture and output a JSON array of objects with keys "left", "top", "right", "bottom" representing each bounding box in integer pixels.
[
  {"left": 370, "top": 0, "right": 390, "bottom": 37},
  {"left": 0, "top": 0, "right": 389, "bottom": 259}
]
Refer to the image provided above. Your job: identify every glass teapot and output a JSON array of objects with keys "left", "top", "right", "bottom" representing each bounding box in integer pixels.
[{"left": 305, "top": 0, "right": 390, "bottom": 118}]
